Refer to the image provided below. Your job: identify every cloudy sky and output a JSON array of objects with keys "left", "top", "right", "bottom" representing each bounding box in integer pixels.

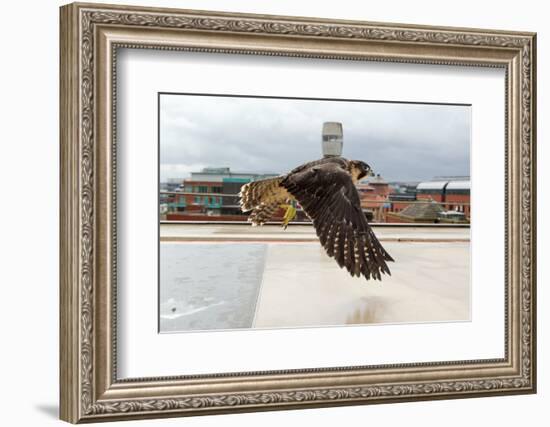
[{"left": 159, "top": 94, "right": 470, "bottom": 182}]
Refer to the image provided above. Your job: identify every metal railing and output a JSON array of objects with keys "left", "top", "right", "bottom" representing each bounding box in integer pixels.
[{"left": 160, "top": 190, "right": 471, "bottom": 206}]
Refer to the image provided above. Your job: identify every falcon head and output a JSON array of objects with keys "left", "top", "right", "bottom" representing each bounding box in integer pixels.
[{"left": 349, "top": 160, "right": 374, "bottom": 182}]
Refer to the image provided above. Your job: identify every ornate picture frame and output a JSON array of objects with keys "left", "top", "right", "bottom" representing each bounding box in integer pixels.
[{"left": 60, "top": 2, "right": 536, "bottom": 423}]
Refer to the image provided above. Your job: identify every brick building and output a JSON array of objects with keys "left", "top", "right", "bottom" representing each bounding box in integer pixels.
[
  {"left": 386, "top": 177, "right": 470, "bottom": 223},
  {"left": 416, "top": 178, "right": 470, "bottom": 218},
  {"left": 356, "top": 174, "right": 391, "bottom": 222},
  {"left": 165, "top": 167, "right": 280, "bottom": 220}
]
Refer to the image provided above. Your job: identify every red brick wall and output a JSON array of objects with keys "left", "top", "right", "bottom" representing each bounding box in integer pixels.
[
  {"left": 370, "top": 183, "right": 390, "bottom": 197},
  {"left": 417, "top": 193, "right": 444, "bottom": 202},
  {"left": 389, "top": 201, "right": 413, "bottom": 212},
  {"left": 443, "top": 194, "right": 470, "bottom": 217}
]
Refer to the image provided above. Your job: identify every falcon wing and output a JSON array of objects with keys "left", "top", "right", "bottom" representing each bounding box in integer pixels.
[{"left": 281, "top": 163, "right": 393, "bottom": 281}]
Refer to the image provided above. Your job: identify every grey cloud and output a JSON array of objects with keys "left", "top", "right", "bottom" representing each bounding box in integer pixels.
[{"left": 160, "top": 94, "right": 470, "bottom": 182}]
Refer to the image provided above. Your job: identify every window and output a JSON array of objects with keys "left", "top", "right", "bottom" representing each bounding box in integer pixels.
[{"left": 198, "top": 186, "right": 208, "bottom": 193}]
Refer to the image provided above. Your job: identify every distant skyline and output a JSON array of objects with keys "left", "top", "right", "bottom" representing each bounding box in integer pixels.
[{"left": 160, "top": 94, "right": 471, "bottom": 182}]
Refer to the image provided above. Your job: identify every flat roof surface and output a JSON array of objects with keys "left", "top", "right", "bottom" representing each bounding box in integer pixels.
[
  {"left": 446, "top": 180, "right": 471, "bottom": 190},
  {"left": 416, "top": 181, "right": 449, "bottom": 190},
  {"left": 160, "top": 223, "right": 470, "bottom": 242},
  {"left": 159, "top": 224, "right": 470, "bottom": 332}
]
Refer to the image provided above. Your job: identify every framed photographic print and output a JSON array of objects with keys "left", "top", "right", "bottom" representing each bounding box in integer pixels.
[{"left": 60, "top": 2, "right": 537, "bottom": 423}]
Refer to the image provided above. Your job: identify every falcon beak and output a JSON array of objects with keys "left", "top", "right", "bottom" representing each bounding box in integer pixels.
[{"left": 368, "top": 169, "right": 375, "bottom": 177}]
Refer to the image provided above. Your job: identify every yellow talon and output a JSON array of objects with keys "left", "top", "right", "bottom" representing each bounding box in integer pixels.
[{"left": 281, "top": 203, "right": 297, "bottom": 229}]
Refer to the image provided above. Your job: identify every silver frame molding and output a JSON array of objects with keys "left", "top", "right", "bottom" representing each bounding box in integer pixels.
[{"left": 60, "top": 2, "right": 536, "bottom": 423}]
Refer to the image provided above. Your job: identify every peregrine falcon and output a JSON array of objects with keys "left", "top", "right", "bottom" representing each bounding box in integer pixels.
[{"left": 239, "top": 157, "right": 393, "bottom": 281}]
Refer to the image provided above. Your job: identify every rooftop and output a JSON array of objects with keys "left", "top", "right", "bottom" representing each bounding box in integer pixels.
[
  {"left": 397, "top": 201, "right": 445, "bottom": 221},
  {"left": 160, "top": 223, "right": 470, "bottom": 332},
  {"left": 417, "top": 177, "right": 471, "bottom": 191}
]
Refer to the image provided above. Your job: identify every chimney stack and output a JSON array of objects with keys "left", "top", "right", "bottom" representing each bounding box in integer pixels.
[{"left": 322, "top": 122, "right": 343, "bottom": 157}]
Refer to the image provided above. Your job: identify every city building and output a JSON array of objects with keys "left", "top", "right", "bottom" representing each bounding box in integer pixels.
[
  {"left": 165, "top": 167, "right": 279, "bottom": 220},
  {"left": 160, "top": 121, "right": 470, "bottom": 225},
  {"left": 416, "top": 176, "right": 470, "bottom": 217},
  {"left": 357, "top": 174, "right": 391, "bottom": 222},
  {"left": 386, "top": 193, "right": 417, "bottom": 216},
  {"left": 386, "top": 176, "right": 470, "bottom": 223},
  {"left": 163, "top": 121, "right": 347, "bottom": 221},
  {"left": 443, "top": 180, "right": 471, "bottom": 216},
  {"left": 381, "top": 182, "right": 419, "bottom": 219},
  {"left": 386, "top": 200, "right": 445, "bottom": 223},
  {"left": 161, "top": 177, "right": 186, "bottom": 192},
  {"left": 160, "top": 178, "right": 185, "bottom": 213}
]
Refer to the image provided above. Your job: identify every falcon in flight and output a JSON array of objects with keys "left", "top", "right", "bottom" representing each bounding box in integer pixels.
[{"left": 239, "top": 157, "right": 393, "bottom": 281}]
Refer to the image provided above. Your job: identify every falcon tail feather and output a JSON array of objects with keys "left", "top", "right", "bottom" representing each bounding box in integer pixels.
[{"left": 238, "top": 176, "right": 284, "bottom": 212}]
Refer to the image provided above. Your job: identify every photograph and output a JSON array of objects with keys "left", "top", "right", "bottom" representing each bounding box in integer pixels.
[
  {"left": 57, "top": 3, "right": 536, "bottom": 422},
  {"left": 159, "top": 93, "right": 472, "bottom": 333}
]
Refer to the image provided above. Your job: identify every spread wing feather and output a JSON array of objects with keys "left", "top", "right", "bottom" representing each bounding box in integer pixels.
[
  {"left": 281, "top": 163, "right": 393, "bottom": 281},
  {"left": 239, "top": 176, "right": 289, "bottom": 226}
]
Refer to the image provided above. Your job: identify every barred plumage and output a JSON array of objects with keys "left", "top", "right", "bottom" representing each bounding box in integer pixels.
[
  {"left": 248, "top": 202, "right": 280, "bottom": 226},
  {"left": 239, "top": 176, "right": 289, "bottom": 226}
]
